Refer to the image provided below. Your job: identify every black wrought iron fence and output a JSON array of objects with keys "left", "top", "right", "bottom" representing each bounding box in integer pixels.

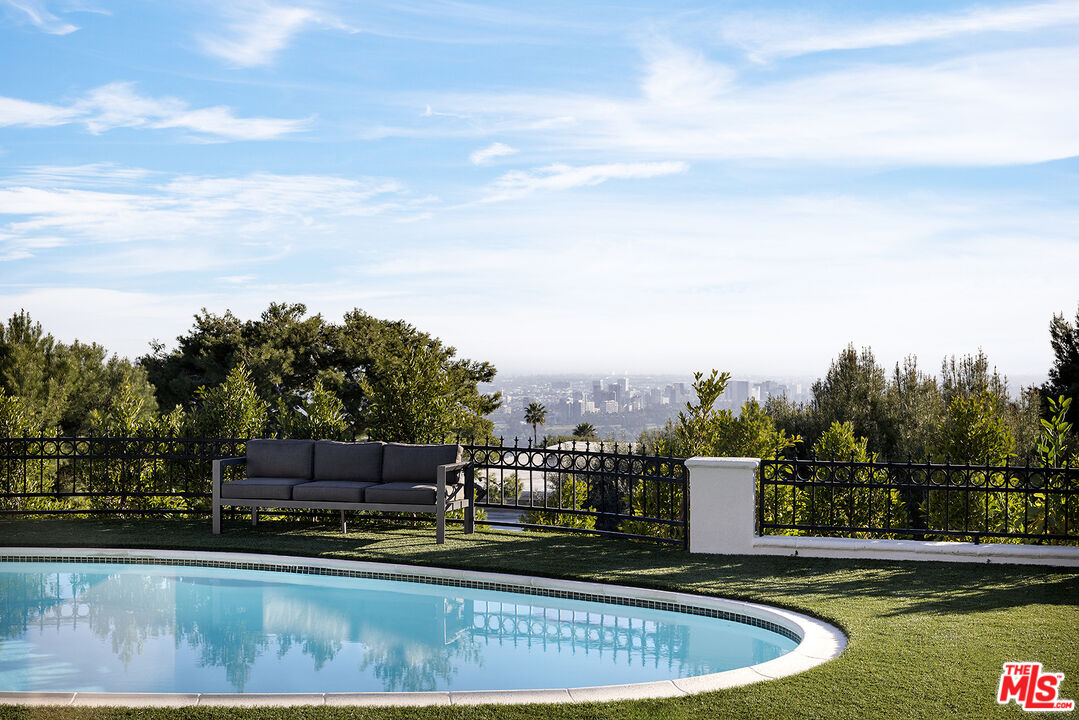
[
  {"left": 758, "top": 456, "right": 1078, "bottom": 544},
  {"left": 0, "top": 434, "right": 687, "bottom": 545},
  {"left": 0, "top": 434, "right": 246, "bottom": 515},
  {"left": 464, "top": 438, "right": 686, "bottom": 545}
]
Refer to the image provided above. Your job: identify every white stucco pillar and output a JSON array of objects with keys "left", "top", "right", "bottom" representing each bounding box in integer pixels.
[{"left": 686, "top": 457, "right": 759, "bottom": 555}]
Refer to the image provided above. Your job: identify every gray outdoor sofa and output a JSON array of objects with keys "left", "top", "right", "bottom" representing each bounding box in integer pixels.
[{"left": 212, "top": 439, "right": 474, "bottom": 543}]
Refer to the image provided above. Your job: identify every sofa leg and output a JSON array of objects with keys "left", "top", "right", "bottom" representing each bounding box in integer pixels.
[
  {"left": 436, "top": 507, "right": 445, "bottom": 544},
  {"left": 251, "top": 508, "right": 259, "bottom": 527},
  {"left": 464, "top": 502, "right": 475, "bottom": 534},
  {"left": 340, "top": 510, "right": 347, "bottom": 534},
  {"left": 212, "top": 503, "right": 221, "bottom": 535}
]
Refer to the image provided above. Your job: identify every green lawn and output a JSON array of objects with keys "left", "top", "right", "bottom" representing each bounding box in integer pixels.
[{"left": 1, "top": 517, "right": 1076, "bottom": 720}]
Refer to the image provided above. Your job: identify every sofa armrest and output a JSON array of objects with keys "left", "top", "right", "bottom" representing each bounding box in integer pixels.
[
  {"left": 438, "top": 460, "right": 470, "bottom": 478},
  {"left": 436, "top": 461, "right": 472, "bottom": 506},
  {"left": 212, "top": 457, "right": 247, "bottom": 502}
]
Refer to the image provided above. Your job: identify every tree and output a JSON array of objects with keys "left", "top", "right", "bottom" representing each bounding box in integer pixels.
[
  {"left": 143, "top": 304, "right": 500, "bottom": 441},
  {"left": 885, "top": 355, "right": 944, "bottom": 459},
  {"left": 941, "top": 349, "right": 1040, "bottom": 458},
  {"left": 572, "top": 422, "right": 597, "bottom": 440},
  {"left": 938, "top": 390, "right": 1015, "bottom": 464},
  {"left": 673, "top": 370, "right": 730, "bottom": 456},
  {"left": 273, "top": 379, "right": 348, "bottom": 440},
  {"left": 650, "top": 370, "right": 798, "bottom": 458},
  {"left": 0, "top": 310, "right": 158, "bottom": 433},
  {"left": 0, "top": 391, "right": 52, "bottom": 511},
  {"left": 358, "top": 317, "right": 498, "bottom": 442},
  {"left": 191, "top": 364, "right": 268, "bottom": 439},
  {"left": 1031, "top": 396, "right": 1077, "bottom": 537},
  {"left": 1037, "top": 396, "right": 1075, "bottom": 468},
  {"left": 1041, "top": 304, "right": 1079, "bottom": 431},
  {"left": 141, "top": 303, "right": 324, "bottom": 412},
  {"left": 524, "top": 402, "right": 547, "bottom": 445},
  {"left": 715, "top": 399, "right": 800, "bottom": 459},
  {"left": 808, "top": 344, "right": 893, "bottom": 455}
]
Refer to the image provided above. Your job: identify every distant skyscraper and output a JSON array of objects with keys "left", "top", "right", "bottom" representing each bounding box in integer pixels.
[
  {"left": 568, "top": 399, "right": 581, "bottom": 420},
  {"left": 610, "top": 381, "right": 623, "bottom": 406},
  {"left": 726, "top": 381, "right": 750, "bottom": 408},
  {"left": 759, "top": 381, "right": 789, "bottom": 402}
]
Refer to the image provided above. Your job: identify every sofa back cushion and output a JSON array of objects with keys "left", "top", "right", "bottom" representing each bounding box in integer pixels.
[
  {"left": 246, "top": 439, "right": 314, "bottom": 479},
  {"left": 313, "top": 441, "right": 384, "bottom": 482},
  {"left": 381, "top": 443, "right": 462, "bottom": 483}
]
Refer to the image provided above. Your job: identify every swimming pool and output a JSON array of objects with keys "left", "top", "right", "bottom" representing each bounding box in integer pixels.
[{"left": 0, "top": 549, "right": 845, "bottom": 706}]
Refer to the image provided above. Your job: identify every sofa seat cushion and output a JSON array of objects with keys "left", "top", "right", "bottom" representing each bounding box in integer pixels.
[
  {"left": 221, "top": 476, "right": 307, "bottom": 500},
  {"left": 364, "top": 481, "right": 464, "bottom": 506},
  {"left": 292, "top": 480, "right": 377, "bottom": 503},
  {"left": 314, "top": 441, "right": 383, "bottom": 482},
  {"left": 246, "top": 439, "right": 314, "bottom": 479},
  {"left": 381, "top": 443, "right": 462, "bottom": 484}
]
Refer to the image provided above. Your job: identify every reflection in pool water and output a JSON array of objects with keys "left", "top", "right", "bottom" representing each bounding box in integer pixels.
[{"left": 0, "top": 562, "right": 796, "bottom": 693}]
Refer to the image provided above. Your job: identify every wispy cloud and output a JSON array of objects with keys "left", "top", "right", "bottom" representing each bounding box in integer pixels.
[
  {"left": 3, "top": 0, "right": 78, "bottom": 34},
  {"left": 0, "top": 96, "right": 78, "bottom": 127},
  {"left": 0, "top": 165, "right": 420, "bottom": 268},
  {"left": 7, "top": 163, "right": 155, "bottom": 188},
  {"left": 198, "top": 1, "right": 354, "bottom": 67},
  {"left": 0, "top": 82, "right": 311, "bottom": 140},
  {"left": 721, "top": 0, "right": 1079, "bottom": 61},
  {"left": 481, "top": 161, "right": 688, "bottom": 202},
  {"left": 402, "top": 42, "right": 1079, "bottom": 167},
  {"left": 4, "top": 181, "right": 1076, "bottom": 374},
  {"left": 469, "top": 141, "right": 517, "bottom": 165},
  {"left": 641, "top": 40, "right": 735, "bottom": 106}
]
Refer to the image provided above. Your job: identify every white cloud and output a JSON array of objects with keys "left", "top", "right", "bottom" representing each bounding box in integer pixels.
[
  {"left": 641, "top": 41, "right": 735, "bottom": 106},
  {"left": 0, "top": 82, "right": 311, "bottom": 140},
  {"left": 721, "top": 0, "right": 1079, "bottom": 61},
  {"left": 7, "top": 163, "right": 154, "bottom": 187},
  {"left": 482, "top": 161, "right": 688, "bottom": 202},
  {"left": 333, "top": 191, "right": 1079, "bottom": 377},
  {"left": 0, "top": 166, "right": 419, "bottom": 266},
  {"left": 0, "top": 96, "right": 77, "bottom": 127},
  {"left": 3, "top": 181, "right": 1076, "bottom": 375},
  {"left": 198, "top": 1, "right": 352, "bottom": 67},
  {"left": 3, "top": 0, "right": 78, "bottom": 34},
  {"left": 469, "top": 142, "right": 517, "bottom": 165},
  {"left": 408, "top": 43, "right": 1079, "bottom": 167}
]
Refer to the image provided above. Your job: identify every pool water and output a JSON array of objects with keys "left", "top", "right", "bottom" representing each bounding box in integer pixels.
[{"left": 0, "top": 561, "right": 798, "bottom": 693}]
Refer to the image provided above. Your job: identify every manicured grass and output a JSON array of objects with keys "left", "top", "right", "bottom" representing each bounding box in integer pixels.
[{"left": 1, "top": 517, "right": 1076, "bottom": 720}]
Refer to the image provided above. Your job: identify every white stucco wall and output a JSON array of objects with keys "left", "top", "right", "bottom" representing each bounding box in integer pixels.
[{"left": 685, "top": 456, "right": 1079, "bottom": 567}]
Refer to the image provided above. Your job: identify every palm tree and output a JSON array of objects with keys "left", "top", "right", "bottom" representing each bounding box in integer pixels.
[
  {"left": 572, "top": 422, "right": 597, "bottom": 439},
  {"left": 524, "top": 402, "right": 547, "bottom": 446}
]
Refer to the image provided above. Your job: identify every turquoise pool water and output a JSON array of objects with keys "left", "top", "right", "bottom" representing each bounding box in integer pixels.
[{"left": 0, "top": 561, "right": 798, "bottom": 693}]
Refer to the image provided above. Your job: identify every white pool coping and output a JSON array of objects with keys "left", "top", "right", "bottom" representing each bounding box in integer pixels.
[{"left": 0, "top": 547, "right": 846, "bottom": 707}]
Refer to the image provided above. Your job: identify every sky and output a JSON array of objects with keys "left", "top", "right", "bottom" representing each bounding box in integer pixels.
[{"left": 1, "top": 0, "right": 1077, "bottom": 380}]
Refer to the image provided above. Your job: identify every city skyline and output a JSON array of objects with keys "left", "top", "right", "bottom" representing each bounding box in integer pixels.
[{"left": 1, "top": 1, "right": 1077, "bottom": 376}]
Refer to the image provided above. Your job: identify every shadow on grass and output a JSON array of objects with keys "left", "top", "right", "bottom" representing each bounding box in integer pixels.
[{"left": 1, "top": 518, "right": 1076, "bottom": 621}]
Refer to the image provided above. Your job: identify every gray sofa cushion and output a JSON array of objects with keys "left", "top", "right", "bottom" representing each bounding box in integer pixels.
[
  {"left": 221, "top": 476, "right": 307, "bottom": 500},
  {"left": 381, "top": 443, "right": 462, "bottom": 484},
  {"left": 246, "top": 439, "right": 313, "bottom": 479},
  {"left": 293, "top": 480, "right": 377, "bottom": 503},
  {"left": 313, "top": 441, "right": 383, "bottom": 482},
  {"left": 364, "top": 481, "right": 464, "bottom": 506}
]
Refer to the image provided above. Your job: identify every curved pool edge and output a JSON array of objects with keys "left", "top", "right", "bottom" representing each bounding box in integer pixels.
[{"left": 0, "top": 546, "right": 847, "bottom": 707}]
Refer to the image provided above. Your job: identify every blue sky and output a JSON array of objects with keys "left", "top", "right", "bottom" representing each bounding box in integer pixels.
[{"left": 1, "top": 0, "right": 1077, "bottom": 379}]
